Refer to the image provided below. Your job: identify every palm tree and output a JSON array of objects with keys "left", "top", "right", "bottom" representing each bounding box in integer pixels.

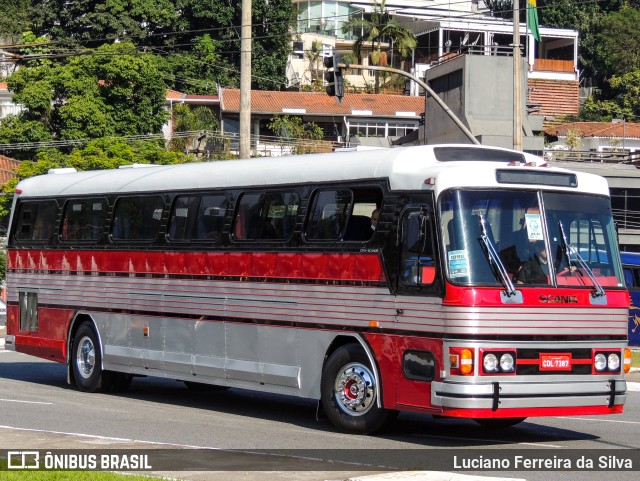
[{"left": 341, "top": 0, "right": 417, "bottom": 93}]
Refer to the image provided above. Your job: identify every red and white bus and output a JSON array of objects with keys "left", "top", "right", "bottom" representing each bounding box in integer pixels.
[{"left": 4, "top": 144, "right": 632, "bottom": 433}]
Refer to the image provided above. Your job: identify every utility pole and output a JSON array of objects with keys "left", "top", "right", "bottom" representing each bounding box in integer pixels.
[
  {"left": 513, "top": 0, "right": 523, "bottom": 151},
  {"left": 239, "top": 0, "right": 252, "bottom": 159}
]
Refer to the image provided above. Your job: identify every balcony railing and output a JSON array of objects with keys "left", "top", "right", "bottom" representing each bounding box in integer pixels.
[
  {"left": 545, "top": 149, "right": 640, "bottom": 164},
  {"left": 532, "top": 58, "right": 574, "bottom": 73}
]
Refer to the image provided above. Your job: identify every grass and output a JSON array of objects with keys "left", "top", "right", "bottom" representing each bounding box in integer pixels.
[
  {"left": 0, "top": 471, "right": 169, "bottom": 481},
  {"left": 632, "top": 349, "right": 640, "bottom": 368},
  {"left": 0, "top": 474, "right": 167, "bottom": 481},
  {"left": 0, "top": 461, "right": 170, "bottom": 481}
]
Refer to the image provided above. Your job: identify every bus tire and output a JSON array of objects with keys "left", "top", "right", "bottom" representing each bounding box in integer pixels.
[
  {"left": 321, "top": 344, "right": 391, "bottom": 434},
  {"left": 71, "top": 322, "right": 112, "bottom": 393},
  {"left": 473, "top": 417, "right": 526, "bottom": 428}
]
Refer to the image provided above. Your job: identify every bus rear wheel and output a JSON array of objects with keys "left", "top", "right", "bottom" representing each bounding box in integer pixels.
[
  {"left": 321, "top": 344, "right": 392, "bottom": 434},
  {"left": 473, "top": 417, "right": 526, "bottom": 428},
  {"left": 71, "top": 322, "right": 112, "bottom": 393}
]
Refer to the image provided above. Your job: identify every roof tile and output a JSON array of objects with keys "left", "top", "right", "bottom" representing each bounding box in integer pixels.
[
  {"left": 546, "top": 121, "right": 640, "bottom": 139},
  {"left": 220, "top": 89, "right": 424, "bottom": 117},
  {"left": 0, "top": 155, "right": 19, "bottom": 185}
]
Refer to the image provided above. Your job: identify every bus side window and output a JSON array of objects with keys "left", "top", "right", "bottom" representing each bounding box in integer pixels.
[
  {"left": 111, "top": 196, "right": 164, "bottom": 242},
  {"left": 195, "top": 195, "right": 228, "bottom": 240},
  {"left": 61, "top": 198, "right": 107, "bottom": 242},
  {"left": 400, "top": 210, "right": 436, "bottom": 286},
  {"left": 232, "top": 192, "right": 298, "bottom": 242},
  {"left": 305, "top": 189, "right": 352, "bottom": 241},
  {"left": 14, "top": 201, "right": 58, "bottom": 243}
]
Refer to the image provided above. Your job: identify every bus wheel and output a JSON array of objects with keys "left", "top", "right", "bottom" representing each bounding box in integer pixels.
[
  {"left": 321, "top": 344, "right": 391, "bottom": 434},
  {"left": 72, "top": 323, "right": 112, "bottom": 393},
  {"left": 473, "top": 417, "right": 526, "bottom": 428}
]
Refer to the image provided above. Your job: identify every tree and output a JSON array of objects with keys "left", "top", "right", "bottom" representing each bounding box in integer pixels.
[
  {"left": 341, "top": 0, "right": 416, "bottom": 93},
  {"left": 0, "top": 139, "right": 188, "bottom": 219},
  {"left": 32, "top": 0, "right": 179, "bottom": 46},
  {"left": 0, "top": 42, "right": 169, "bottom": 160},
  {"left": 267, "top": 115, "right": 325, "bottom": 155},
  {"left": 0, "top": 0, "right": 34, "bottom": 43},
  {"left": 168, "top": 104, "right": 220, "bottom": 157},
  {"left": 595, "top": 8, "right": 640, "bottom": 80},
  {"left": 580, "top": 70, "right": 640, "bottom": 122},
  {"left": 536, "top": 1, "right": 626, "bottom": 90}
]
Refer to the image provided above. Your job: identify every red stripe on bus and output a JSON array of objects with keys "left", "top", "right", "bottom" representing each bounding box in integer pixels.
[
  {"left": 8, "top": 250, "right": 387, "bottom": 282},
  {"left": 443, "top": 283, "right": 629, "bottom": 308}
]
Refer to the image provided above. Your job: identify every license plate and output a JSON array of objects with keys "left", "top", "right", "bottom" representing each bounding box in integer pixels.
[{"left": 540, "top": 353, "right": 572, "bottom": 371}]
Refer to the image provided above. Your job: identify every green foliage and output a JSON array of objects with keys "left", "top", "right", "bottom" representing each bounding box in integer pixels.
[
  {"left": 168, "top": 104, "right": 220, "bottom": 155},
  {"left": 538, "top": 1, "right": 627, "bottom": 86},
  {"left": 341, "top": 0, "right": 416, "bottom": 92},
  {"left": 267, "top": 115, "right": 326, "bottom": 154},
  {"left": 28, "top": 0, "right": 297, "bottom": 92},
  {"left": 0, "top": 0, "right": 33, "bottom": 42},
  {"left": 579, "top": 70, "right": 640, "bottom": 121},
  {"left": 595, "top": 8, "right": 640, "bottom": 79},
  {"left": 1, "top": 42, "right": 169, "bottom": 160},
  {"left": 0, "top": 140, "right": 188, "bottom": 219},
  {"left": 33, "top": 0, "right": 179, "bottom": 45}
]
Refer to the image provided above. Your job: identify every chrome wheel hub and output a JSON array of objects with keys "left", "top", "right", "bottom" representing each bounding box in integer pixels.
[
  {"left": 334, "top": 362, "right": 376, "bottom": 415},
  {"left": 76, "top": 336, "right": 96, "bottom": 379}
]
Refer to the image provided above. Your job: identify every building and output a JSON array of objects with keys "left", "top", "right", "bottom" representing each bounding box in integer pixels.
[
  {"left": 0, "top": 82, "right": 23, "bottom": 120},
  {"left": 288, "top": 1, "right": 580, "bottom": 128},
  {"left": 545, "top": 121, "right": 640, "bottom": 158}
]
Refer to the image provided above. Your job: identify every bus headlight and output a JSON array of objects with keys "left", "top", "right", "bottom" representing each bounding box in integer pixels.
[
  {"left": 483, "top": 353, "right": 498, "bottom": 373},
  {"left": 608, "top": 353, "right": 620, "bottom": 371},
  {"left": 593, "top": 350, "right": 623, "bottom": 373},
  {"left": 594, "top": 353, "right": 607, "bottom": 372},
  {"left": 481, "top": 350, "right": 516, "bottom": 374},
  {"left": 500, "top": 353, "right": 515, "bottom": 372}
]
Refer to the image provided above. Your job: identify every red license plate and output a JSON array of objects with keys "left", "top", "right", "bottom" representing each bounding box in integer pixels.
[{"left": 540, "top": 353, "right": 572, "bottom": 371}]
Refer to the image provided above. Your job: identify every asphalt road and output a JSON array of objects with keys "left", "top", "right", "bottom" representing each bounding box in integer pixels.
[{"left": 0, "top": 344, "right": 639, "bottom": 481}]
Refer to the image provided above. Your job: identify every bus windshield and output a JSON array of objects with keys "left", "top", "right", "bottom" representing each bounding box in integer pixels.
[{"left": 440, "top": 190, "right": 624, "bottom": 288}]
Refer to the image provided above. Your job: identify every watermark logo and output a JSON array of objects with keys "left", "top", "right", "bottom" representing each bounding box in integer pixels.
[{"left": 8, "top": 451, "right": 40, "bottom": 469}]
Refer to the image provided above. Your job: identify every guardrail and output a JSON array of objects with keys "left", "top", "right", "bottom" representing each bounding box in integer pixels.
[{"left": 545, "top": 150, "right": 640, "bottom": 165}]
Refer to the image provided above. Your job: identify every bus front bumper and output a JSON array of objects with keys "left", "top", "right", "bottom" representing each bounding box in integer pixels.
[{"left": 431, "top": 377, "right": 627, "bottom": 413}]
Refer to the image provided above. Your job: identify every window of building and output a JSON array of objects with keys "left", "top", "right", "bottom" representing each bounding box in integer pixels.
[
  {"left": 348, "top": 119, "right": 419, "bottom": 139},
  {"left": 111, "top": 196, "right": 164, "bottom": 242}
]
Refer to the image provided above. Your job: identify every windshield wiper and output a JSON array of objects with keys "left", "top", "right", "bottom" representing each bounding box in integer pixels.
[
  {"left": 478, "top": 214, "right": 517, "bottom": 297},
  {"left": 558, "top": 221, "right": 605, "bottom": 298}
]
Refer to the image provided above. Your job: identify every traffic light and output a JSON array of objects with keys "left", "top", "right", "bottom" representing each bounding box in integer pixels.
[{"left": 323, "top": 53, "right": 344, "bottom": 102}]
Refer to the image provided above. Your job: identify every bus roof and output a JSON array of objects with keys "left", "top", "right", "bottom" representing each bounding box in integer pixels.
[{"left": 14, "top": 144, "right": 610, "bottom": 198}]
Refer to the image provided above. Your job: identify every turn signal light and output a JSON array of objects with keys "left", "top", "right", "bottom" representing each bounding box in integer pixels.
[
  {"left": 449, "top": 347, "right": 475, "bottom": 376},
  {"left": 460, "top": 349, "right": 474, "bottom": 375},
  {"left": 624, "top": 348, "right": 632, "bottom": 374}
]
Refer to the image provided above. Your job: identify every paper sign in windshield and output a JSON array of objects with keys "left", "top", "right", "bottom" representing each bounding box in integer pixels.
[
  {"left": 525, "top": 213, "right": 543, "bottom": 240},
  {"left": 448, "top": 250, "right": 469, "bottom": 278}
]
